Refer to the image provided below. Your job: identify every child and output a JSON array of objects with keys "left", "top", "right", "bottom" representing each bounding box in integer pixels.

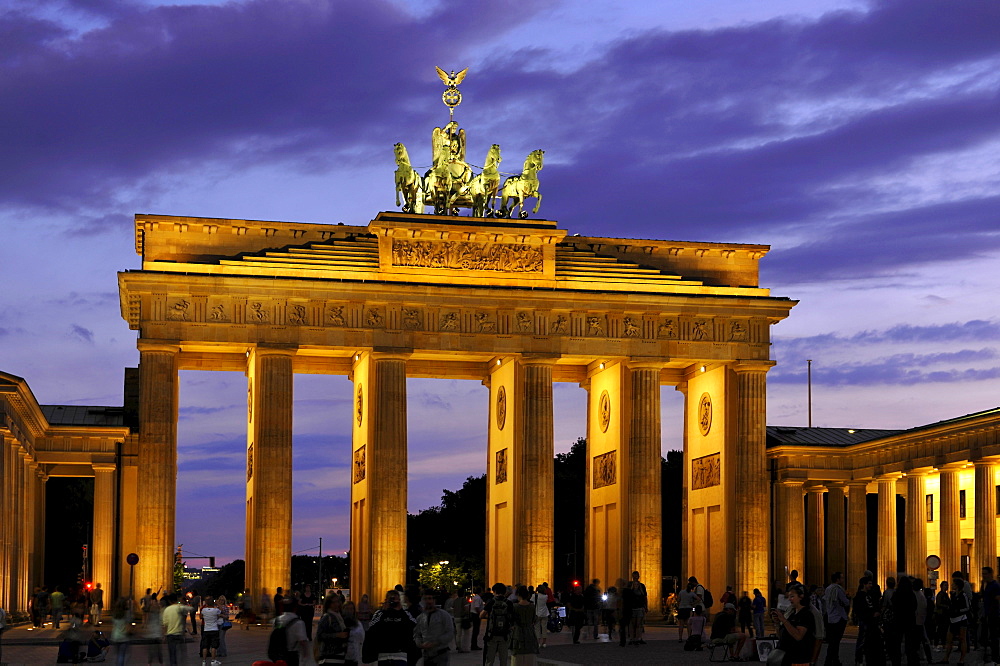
[{"left": 685, "top": 606, "right": 707, "bottom": 651}]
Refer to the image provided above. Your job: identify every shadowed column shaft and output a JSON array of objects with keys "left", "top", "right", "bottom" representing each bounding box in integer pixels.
[
  {"left": 940, "top": 468, "right": 961, "bottom": 581},
  {"left": 735, "top": 367, "right": 770, "bottom": 596},
  {"left": 93, "top": 464, "right": 116, "bottom": 601},
  {"left": 975, "top": 461, "right": 997, "bottom": 578},
  {"left": 877, "top": 476, "right": 899, "bottom": 588},
  {"left": 826, "top": 485, "right": 847, "bottom": 582},
  {"left": 519, "top": 361, "right": 553, "bottom": 587},
  {"left": 806, "top": 487, "right": 826, "bottom": 587},
  {"left": 136, "top": 346, "right": 178, "bottom": 596},
  {"left": 369, "top": 356, "right": 408, "bottom": 597},
  {"left": 905, "top": 473, "right": 927, "bottom": 579},
  {"left": 629, "top": 365, "right": 662, "bottom": 611},
  {"left": 847, "top": 482, "right": 868, "bottom": 589},
  {"left": 784, "top": 482, "right": 805, "bottom": 582}
]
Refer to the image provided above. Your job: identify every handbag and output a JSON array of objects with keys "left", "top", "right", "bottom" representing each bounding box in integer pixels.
[
  {"left": 220, "top": 619, "right": 233, "bottom": 630},
  {"left": 766, "top": 646, "right": 787, "bottom": 665}
]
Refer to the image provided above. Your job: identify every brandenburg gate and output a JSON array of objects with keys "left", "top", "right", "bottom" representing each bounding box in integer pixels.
[{"left": 117, "top": 209, "right": 796, "bottom": 607}]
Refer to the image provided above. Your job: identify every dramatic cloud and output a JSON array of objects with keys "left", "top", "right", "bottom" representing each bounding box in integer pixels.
[{"left": 69, "top": 323, "right": 94, "bottom": 343}]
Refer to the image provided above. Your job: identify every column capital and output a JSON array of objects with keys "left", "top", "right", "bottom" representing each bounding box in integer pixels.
[
  {"left": 973, "top": 459, "right": 999, "bottom": 468},
  {"left": 626, "top": 358, "right": 668, "bottom": 371},
  {"left": 937, "top": 462, "right": 967, "bottom": 472},
  {"left": 519, "top": 354, "right": 560, "bottom": 367},
  {"left": 779, "top": 478, "right": 806, "bottom": 488},
  {"left": 92, "top": 463, "right": 117, "bottom": 473},
  {"left": 136, "top": 339, "right": 180, "bottom": 354},
  {"left": 846, "top": 479, "right": 871, "bottom": 489},
  {"left": 804, "top": 483, "right": 828, "bottom": 494},
  {"left": 731, "top": 360, "right": 776, "bottom": 374},
  {"left": 250, "top": 345, "right": 298, "bottom": 358},
  {"left": 903, "top": 468, "right": 931, "bottom": 478},
  {"left": 370, "top": 349, "right": 412, "bottom": 362},
  {"left": 876, "top": 471, "right": 904, "bottom": 482},
  {"left": 826, "top": 481, "right": 848, "bottom": 491}
]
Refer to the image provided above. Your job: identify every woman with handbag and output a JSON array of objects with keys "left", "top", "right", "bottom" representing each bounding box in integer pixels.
[
  {"left": 217, "top": 594, "right": 232, "bottom": 658},
  {"left": 510, "top": 586, "right": 540, "bottom": 666},
  {"left": 770, "top": 584, "right": 816, "bottom": 666}
]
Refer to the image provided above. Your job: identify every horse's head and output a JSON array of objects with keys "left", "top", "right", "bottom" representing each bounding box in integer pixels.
[
  {"left": 394, "top": 142, "right": 409, "bottom": 166},
  {"left": 529, "top": 149, "right": 545, "bottom": 170},
  {"left": 485, "top": 144, "right": 502, "bottom": 167}
]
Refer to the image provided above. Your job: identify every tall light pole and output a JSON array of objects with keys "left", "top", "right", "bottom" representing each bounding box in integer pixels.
[{"left": 807, "top": 359, "right": 813, "bottom": 428}]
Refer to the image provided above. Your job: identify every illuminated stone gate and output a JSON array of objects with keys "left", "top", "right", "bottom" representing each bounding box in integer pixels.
[{"left": 117, "top": 210, "right": 795, "bottom": 606}]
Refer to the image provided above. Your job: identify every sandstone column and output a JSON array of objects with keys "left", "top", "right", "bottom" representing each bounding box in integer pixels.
[
  {"left": 876, "top": 474, "right": 901, "bottom": 587},
  {"left": 519, "top": 359, "right": 554, "bottom": 587},
  {"left": 905, "top": 472, "right": 927, "bottom": 579},
  {"left": 246, "top": 346, "right": 294, "bottom": 609},
  {"left": 136, "top": 341, "right": 179, "bottom": 597},
  {"left": 805, "top": 485, "right": 826, "bottom": 587},
  {"left": 847, "top": 481, "right": 868, "bottom": 588},
  {"left": 733, "top": 363, "right": 772, "bottom": 599},
  {"left": 627, "top": 361, "right": 663, "bottom": 614},
  {"left": 939, "top": 466, "right": 962, "bottom": 581},
  {"left": 826, "top": 483, "right": 847, "bottom": 583},
  {"left": 782, "top": 480, "right": 806, "bottom": 582},
  {"left": 974, "top": 460, "right": 997, "bottom": 579},
  {"left": 92, "top": 463, "right": 117, "bottom": 601}
]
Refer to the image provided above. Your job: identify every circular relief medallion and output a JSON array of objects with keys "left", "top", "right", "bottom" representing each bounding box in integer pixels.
[
  {"left": 356, "top": 384, "right": 364, "bottom": 426},
  {"left": 698, "top": 392, "right": 713, "bottom": 436},
  {"left": 496, "top": 385, "right": 507, "bottom": 431},
  {"left": 599, "top": 390, "right": 611, "bottom": 433}
]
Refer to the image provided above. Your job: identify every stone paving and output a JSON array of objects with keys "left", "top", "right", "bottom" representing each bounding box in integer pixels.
[{"left": 4, "top": 619, "right": 986, "bottom": 666}]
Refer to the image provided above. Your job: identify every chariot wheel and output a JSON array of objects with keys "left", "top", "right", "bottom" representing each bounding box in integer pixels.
[
  {"left": 519, "top": 211, "right": 529, "bottom": 219},
  {"left": 401, "top": 204, "right": 411, "bottom": 213},
  {"left": 451, "top": 207, "right": 461, "bottom": 216}
]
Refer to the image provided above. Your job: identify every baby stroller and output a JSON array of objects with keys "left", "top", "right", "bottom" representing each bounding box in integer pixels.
[{"left": 547, "top": 606, "right": 564, "bottom": 633}]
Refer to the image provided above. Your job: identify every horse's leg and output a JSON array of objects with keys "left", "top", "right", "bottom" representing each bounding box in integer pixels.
[{"left": 532, "top": 191, "right": 542, "bottom": 214}]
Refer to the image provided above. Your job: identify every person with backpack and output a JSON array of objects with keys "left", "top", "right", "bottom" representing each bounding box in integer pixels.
[
  {"left": 314, "top": 594, "right": 349, "bottom": 665},
  {"left": 413, "top": 592, "right": 455, "bottom": 666},
  {"left": 531, "top": 583, "right": 551, "bottom": 647},
  {"left": 481, "top": 582, "right": 513, "bottom": 665},
  {"left": 269, "top": 597, "right": 308, "bottom": 666}
]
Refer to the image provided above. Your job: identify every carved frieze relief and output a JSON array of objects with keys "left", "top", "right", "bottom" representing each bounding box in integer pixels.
[
  {"left": 247, "top": 302, "right": 270, "bottom": 322},
  {"left": 598, "top": 390, "right": 611, "bottom": 433},
  {"left": 475, "top": 312, "right": 497, "bottom": 333},
  {"left": 593, "top": 450, "right": 616, "bottom": 489},
  {"left": 495, "top": 448, "right": 508, "bottom": 484},
  {"left": 587, "top": 315, "right": 606, "bottom": 337},
  {"left": 287, "top": 304, "right": 308, "bottom": 325},
  {"left": 623, "top": 316, "right": 641, "bottom": 338},
  {"left": 166, "top": 300, "right": 190, "bottom": 321},
  {"left": 247, "top": 442, "right": 253, "bottom": 482},
  {"left": 440, "top": 312, "right": 459, "bottom": 331},
  {"left": 496, "top": 386, "right": 507, "bottom": 430},
  {"left": 692, "top": 453, "right": 720, "bottom": 490},
  {"left": 515, "top": 312, "right": 533, "bottom": 333},
  {"left": 657, "top": 319, "right": 677, "bottom": 339},
  {"left": 366, "top": 307, "right": 385, "bottom": 328},
  {"left": 353, "top": 445, "right": 366, "bottom": 484},
  {"left": 698, "top": 392, "right": 713, "bottom": 436},
  {"left": 402, "top": 308, "right": 422, "bottom": 330},
  {"left": 391, "top": 239, "right": 543, "bottom": 273},
  {"left": 328, "top": 305, "right": 346, "bottom": 327},
  {"left": 210, "top": 304, "right": 230, "bottom": 322}
]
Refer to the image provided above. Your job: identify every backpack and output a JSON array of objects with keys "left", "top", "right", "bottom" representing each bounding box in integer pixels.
[
  {"left": 701, "top": 587, "right": 714, "bottom": 609},
  {"left": 487, "top": 598, "right": 512, "bottom": 638},
  {"left": 684, "top": 633, "right": 703, "bottom": 651},
  {"left": 267, "top": 615, "right": 300, "bottom": 661}
]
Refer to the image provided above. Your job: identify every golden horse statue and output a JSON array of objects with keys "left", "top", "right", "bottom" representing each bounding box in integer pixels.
[
  {"left": 466, "top": 144, "right": 502, "bottom": 217},
  {"left": 425, "top": 121, "right": 474, "bottom": 214},
  {"left": 499, "top": 149, "right": 544, "bottom": 218},
  {"left": 394, "top": 142, "right": 424, "bottom": 214}
]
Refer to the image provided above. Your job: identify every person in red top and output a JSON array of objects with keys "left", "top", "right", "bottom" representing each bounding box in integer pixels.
[{"left": 719, "top": 586, "right": 735, "bottom": 607}]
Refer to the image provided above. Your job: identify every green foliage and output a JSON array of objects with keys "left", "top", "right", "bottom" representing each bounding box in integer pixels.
[
  {"left": 173, "top": 559, "right": 186, "bottom": 593},
  {"left": 203, "top": 559, "right": 245, "bottom": 599},
  {"left": 407, "top": 475, "right": 487, "bottom": 588},
  {"left": 416, "top": 561, "right": 472, "bottom": 593}
]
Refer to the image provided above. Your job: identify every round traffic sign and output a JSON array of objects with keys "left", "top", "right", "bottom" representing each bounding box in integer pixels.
[
  {"left": 926, "top": 554, "right": 941, "bottom": 570},
  {"left": 126, "top": 552, "right": 140, "bottom": 566}
]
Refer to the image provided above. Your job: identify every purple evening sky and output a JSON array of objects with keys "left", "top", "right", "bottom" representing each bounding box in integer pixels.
[{"left": 2, "top": 0, "right": 998, "bottom": 565}]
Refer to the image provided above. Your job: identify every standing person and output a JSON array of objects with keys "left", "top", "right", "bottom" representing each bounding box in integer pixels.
[
  {"left": 32, "top": 586, "right": 49, "bottom": 628},
  {"left": 469, "top": 588, "right": 484, "bottom": 650},
  {"left": 892, "top": 577, "right": 918, "bottom": 666},
  {"left": 855, "top": 576, "right": 884, "bottom": 666},
  {"left": 315, "top": 594, "right": 348, "bottom": 665},
  {"left": 239, "top": 589, "right": 253, "bottom": 629},
  {"left": 90, "top": 582, "right": 105, "bottom": 625},
  {"left": 676, "top": 582, "right": 696, "bottom": 642},
  {"left": 110, "top": 597, "right": 132, "bottom": 666},
  {"left": 583, "top": 579, "right": 602, "bottom": 640},
  {"left": 935, "top": 580, "right": 952, "bottom": 647},
  {"left": 912, "top": 578, "right": 934, "bottom": 664},
  {"left": 299, "top": 584, "right": 317, "bottom": 641},
  {"left": 481, "top": 582, "right": 514, "bottom": 666},
  {"left": 531, "top": 583, "right": 550, "bottom": 648},
  {"left": 357, "top": 594, "right": 373, "bottom": 632},
  {"left": 259, "top": 587, "right": 273, "bottom": 626},
  {"left": 738, "top": 591, "right": 753, "bottom": 637},
  {"left": 602, "top": 585, "right": 618, "bottom": 641},
  {"left": 983, "top": 567, "right": 1000, "bottom": 666},
  {"left": 216, "top": 594, "right": 230, "bottom": 658},
  {"left": 141, "top": 588, "right": 154, "bottom": 624},
  {"left": 939, "top": 573, "right": 970, "bottom": 665},
  {"left": 51, "top": 585, "right": 66, "bottom": 629},
  {"left": 787, "top": 570, "right": 801, "bottom": 592},
  {"left": 510, "top": 586, "right": 539, "bottom": 666},
  {"left": 771, "top": 584, "right": 816, "bottom": 666},
  {"left": 275, "top": 598, "right": 309, "bottom": 666},
  {"left": 629, "top": 571, "right": 648, "bottom": 645},
  {"left": 414, "top": 592, "right": 455, "bottom": 666},
  {"left": 341, "top": 600, "right": 366, "bottom": 666},
  {"left": 273, "top": 587, "right": 285, "bottom": 618},
  {"left": 752, "top": 588, "right": 767, "bottom": 640},
  {"left": 361, "top": 589, "right": 418, "bottom": 666},
  {"left": 566, "top": 585, "right": 585, "bottom": 644},
  {"left": 162, "top": 594, "right": 190, "bottom": 666},
  {"left": 144, "top": 594, "right": 164, "bottom": 665},
  {"left": 720, "top": 586, "right": 736, "bottom": 608},
  {"left": 189, "top": 589, "right": 201, "bottom": 635},
  {"left": 882, "top": 576, "right": 902, "bottom": 666},
  {"left": 824, "top": 572, "right": 850, "bottom": 666},
  {"left": 616, "top": 577, "right": 634, "bottom": 647},
  {"left": 198, "top": 597, "right": 223, "bottom": 666}
]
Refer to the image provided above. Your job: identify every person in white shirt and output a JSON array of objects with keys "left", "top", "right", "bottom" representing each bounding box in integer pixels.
[{"left": 198, "top": 597, "right": 223, "bottom": 666}]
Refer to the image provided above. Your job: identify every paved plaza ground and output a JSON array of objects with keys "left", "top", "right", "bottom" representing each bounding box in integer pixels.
[{"left": 2, "top": 619, "right": 993, "bottom": 665}]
